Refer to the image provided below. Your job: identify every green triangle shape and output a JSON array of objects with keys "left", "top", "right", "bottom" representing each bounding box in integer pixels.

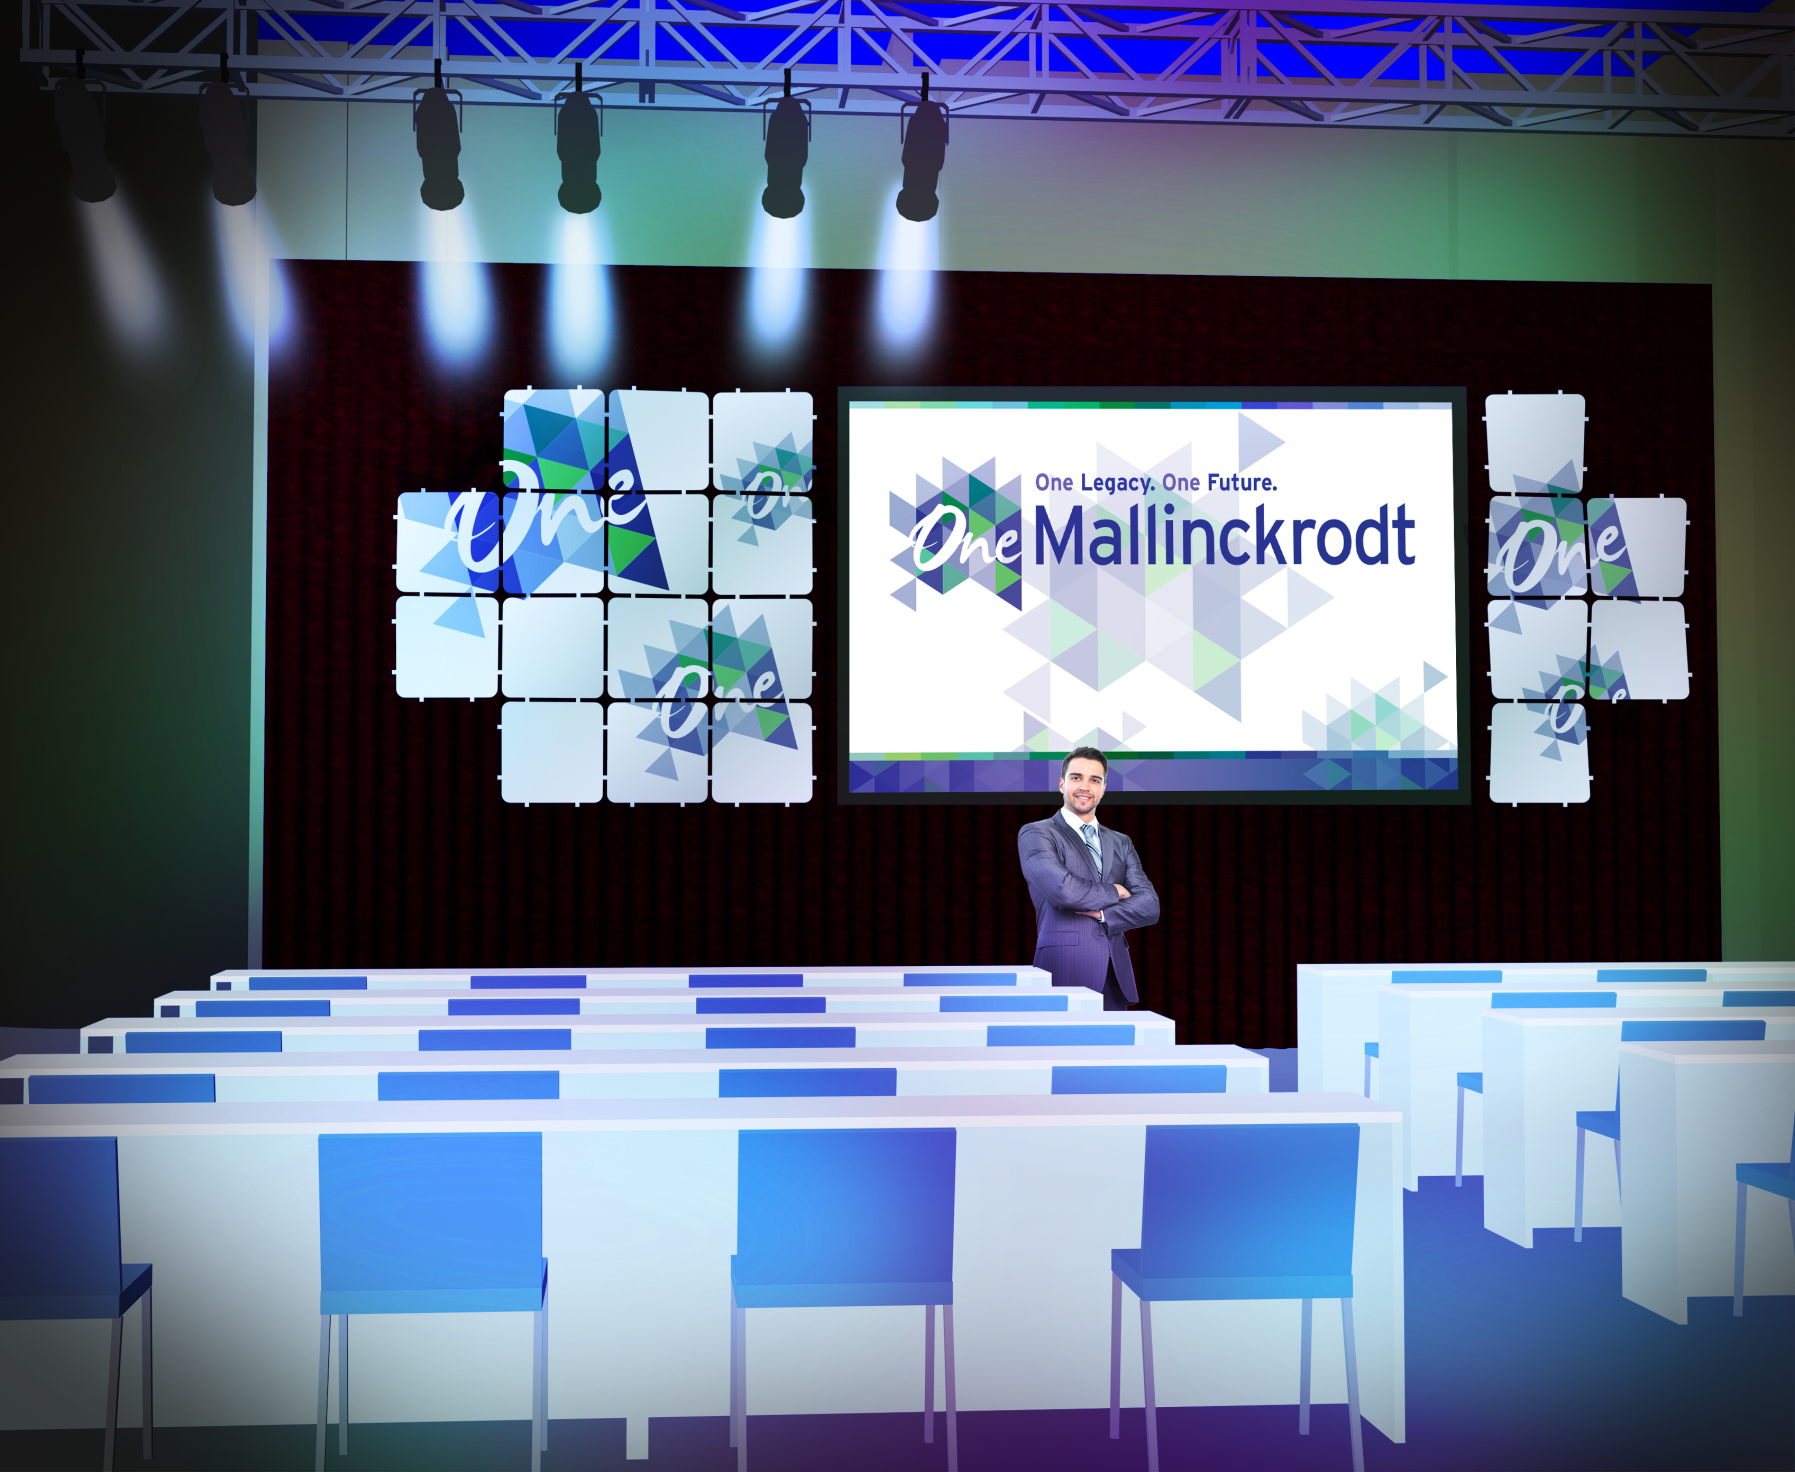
[
  {"left": 610, "top": 526, "right": 654, "bottom": 573},
  {"left": 755, "top": 706, "right": 789, "bottom": 739},
  {"left": 1050, "top": 603, "right": 1096, "bottom": 658},
  {"left": 1190, "top": 631, "right": 1238, "bottom": 691},
  {"left": 995, "top": 564, "right": 1019, "bottom": 592},
  {"left": 1096, "top": 634, "right": 1144, "bottom": 690},
  {"left": 1600, "top": 561, "right": 1630, "bottom": 592}
]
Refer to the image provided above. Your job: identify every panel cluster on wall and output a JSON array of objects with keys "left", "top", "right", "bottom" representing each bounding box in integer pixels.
[
  {"left": 393, "top": 389, "right": 817, "bottom": 805},
  {"left": 1483, "top": 393, "right": 1690, "bottom": 805}
]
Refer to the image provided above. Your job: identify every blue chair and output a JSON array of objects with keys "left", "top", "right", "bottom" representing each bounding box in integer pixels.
[
  {"left": 1575, "top": 1020, "right": 1767, "bottom": 1242},
  {"left": 730, "top": 1128, "right": 957, "bottom": 1472},
  {"left": 1362, "top": 1042, "right": 1377, "bottom": 1098},
  {"left": 1454, "top": 1073, "right": 1483, "bottom": 1187},
  {"left": 0, "top": 1137, "right": 152, "bottom": 1471},
  {"left": 1733, "top": 1110, "right": 1795, "bottom": 1317},
  {"left": 316, "top": 1133, "right": 547, "bottom": 1472},
  {"left": 1110, "top": 1123, "right": 1363, "bottom": 1472}
]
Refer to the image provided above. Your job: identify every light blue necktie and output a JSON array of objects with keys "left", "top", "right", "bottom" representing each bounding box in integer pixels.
[{"left": 1079, "top": 822, "right": 1103, "bottom": 877}]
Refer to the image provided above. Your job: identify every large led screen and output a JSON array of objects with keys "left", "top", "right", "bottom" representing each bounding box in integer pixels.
[{"left": 841, "top": 388, "right": 1470, "bottom": 804}]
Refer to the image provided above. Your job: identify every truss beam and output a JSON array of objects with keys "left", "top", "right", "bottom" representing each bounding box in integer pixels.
[{"left": 22, "top": 0, "right": 1793, "bottom": 137}]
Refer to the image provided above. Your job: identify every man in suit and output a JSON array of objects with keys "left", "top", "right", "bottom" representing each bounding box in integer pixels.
[{"left": 1017, "top": 746, "right": 1160, "bottom": 1010}]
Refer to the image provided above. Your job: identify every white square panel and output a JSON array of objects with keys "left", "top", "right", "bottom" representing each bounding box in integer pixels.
[
  {"left": 396, "top": 491, "right": 501, "bottom": 594},
  {"left": 1485, "top": 393, "right": 1585, "bottom": 496},
  {"left": 1487, "top": 598, "right": 1588, "bottom": 701},
  {"left": 500, "top": 597, "right": 605, "bottom": 698},
  {"left": 605, "top": 702, "right": 709, "bottom": 803},
  {"left": 607, "top": 390, "right": 709, "bottom": 491},
  {"left": 712, "top": 494, "right": 813, "bottom": 595},
  {"left": 713, "top": 391, "right": 815, "bottom": 495},
  {"left": 711, "top": 599, "right": 813, "bottom": 701},
  {"left": 501, "top": 388, "right": 607, "bottom": 492},
  {"left": 1588, "top": 498, "right": 1687, "bottom": 598},
  {"left": 1488, "top": 701, "right": 1590, "bottom": 805},
  {"left": 606, "top": 493, "right": 710, "bottom": 595},
  {"left": 1590, "top": 601, "right": 1690, "bottom": 701},
  {"left": 713, "top": 701, "right": 813, "bottom": 804},
  {"left": 499, "top": 701, "right": 604, "bottom": 804},
  {"left": 608, "top": 598, "right": 711, "bottom": 701},
  {"left": 394, "top": 595, "right": 498, "bottom": 699}
]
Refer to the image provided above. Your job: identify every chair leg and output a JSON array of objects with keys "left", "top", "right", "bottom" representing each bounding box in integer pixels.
[
  {"left": 104, "top": 1313, "right": 122, "bottom": 1472},
  {"left": 1139, "top": 1300, "right": 1159, "bottom": 1472},
  {"left": 1734, "top": 1182, "right": 1748, "bottom": 1317},
  {"left": 1109, "top": 1273, "right": 1122, "bottom": 1440},
  {"left": 733, "top": 1292, "right": 747, "bottom": 1472},
  {"left": 1341, "top": 1300, "right": 1364, "bottom": 1472},
  {"left": 141, "top": 1285, "right": 154, "bottom": 1460},
  {"left": 1574, "top": 1126, "right": 1586, "bottom": 1243},
  {"left": 1298, "top": 1298, "right": 1312, "bottom": 1436},
  {"left": 315, "top": 1315, "right": 329, "bottom": 1472},
  {"left": 541, "top": 1286, "right": 549, "bottom": 1452},
  {"left": 1455, "top": 1086, "right": 1466, "bottom": 1188},
  {"left": 1613, "top": 1136, "right": 1622, "bottom": 1204},
  {"left": 531, "top": 1306, "right": 543, "bottom": 1472},
  {"left": 337, "top": 1314, "right": 349, "bottom": 1456},
  {"left": 943, "top": 1304, "right": 958, "bottom": 1472},
  {"left": 1363, "top": 1054, "right": 1370, "bottom": 1099},
  {"left": 923, "top": 1303, "right": 936, "bottom": 1443}
]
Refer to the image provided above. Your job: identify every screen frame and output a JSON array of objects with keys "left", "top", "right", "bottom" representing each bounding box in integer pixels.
[{"left": 836, "top": 385, "right": 1472, "bottom": 807}]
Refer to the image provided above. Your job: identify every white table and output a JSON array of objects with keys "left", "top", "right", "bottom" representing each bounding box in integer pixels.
[
  {"left": 1482, "top": 1008, "right": 1795, "bottom": 1248},
  {"left": 210, "top": 966, "right": 1053, "bottom": 992},
  {"left": 1378, "top": 983, "right": 1721, "bottom": 1191},
  {"left": 0, "top": 1092, "right": 1404, "bottom": 1459},
  {"left": 2, "top": 1044, "right": 1269, "bottom": 1104},
  {"left": 79, "top": 1010, "right": 1178, "bottom": 1055},
  {"left": 1619, "top": 1039, "right": 1795, "bottom": 1324},
  {"left": 153, "top": 985, "right": 1104, "bottom": 1018},
  {"left": 1297, "top": 963, "right": 1790, "bottom": 1098}
]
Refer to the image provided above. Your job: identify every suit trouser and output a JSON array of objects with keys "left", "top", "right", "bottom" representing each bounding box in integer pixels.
[{"left": 1056, "top": 962, "right": 1133, "bottom": 1011}]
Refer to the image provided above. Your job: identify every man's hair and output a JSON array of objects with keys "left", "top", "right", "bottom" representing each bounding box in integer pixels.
[{"left": 1060, "top": 746, "right": 1108, "bottom": 780}]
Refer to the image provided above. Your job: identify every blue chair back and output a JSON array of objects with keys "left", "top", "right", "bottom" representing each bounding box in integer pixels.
[
  {"left": 1490, "top": 992, "right": 1617, "bottom": 1009},
  {"left": 1619, "top": 1020, "right": 1767, "bottom": 1043},
  {"left": 1723, "top": 991, "right": 1795, "bottom": 1008},
  {"left": 1141, "top": 1124, "right": 1358, "bottom": 1295},
  {"left": 0, "top": 1137, "right": 123, "bottom": 1300},
  {"left": 736, "top": 1128, "right": 954, "bottom": 1289},
  {"left": 319, "top": 1133, "right": 542, "bottom": 1301},
  {"left": 1052, "top": 1065, "right": 1225, "bottom": 1094}
]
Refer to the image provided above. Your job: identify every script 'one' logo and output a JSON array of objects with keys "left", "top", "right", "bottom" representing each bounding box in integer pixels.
[{"left": 889, "top": 458, "right": 1024, "bottom": 612}]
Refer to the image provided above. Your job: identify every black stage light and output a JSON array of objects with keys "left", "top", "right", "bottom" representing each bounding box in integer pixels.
[
  {"left": 762, "top": 69, "right": 809, "bottom": 219},
  {"left": 199, "top": 56, "right": 255, "bottom": 206},
  {"left": 415, "top": 61, "right": 464, "bottom": 212},
  {"left": 557, "top": 63, "right": 602, "bottom": 214},
  {"left": 54, "top": 54, "right": 115, "bottom": 203},
  {"left": 896, "top": 76, "right": 947, "bottom": 223}
]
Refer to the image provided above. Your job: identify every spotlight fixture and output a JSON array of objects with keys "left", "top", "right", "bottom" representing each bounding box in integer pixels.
[
  {"left": 54, "top": 52, "right": 115, "bottom": 203},
  {"left": 198, "top": 55, "right": 255, "bottom": 206},
  {"left": 896, "top": 75, "right": 947, "bottom": 223},
  {"left": 761, "top": 68, "right": 809, "bottom": 219},
  {"left": 414, "top": 61, "right": 464, "bottom": 212},
  {"left": 556, "top": 63, "right": 602, "bottom": 215}
]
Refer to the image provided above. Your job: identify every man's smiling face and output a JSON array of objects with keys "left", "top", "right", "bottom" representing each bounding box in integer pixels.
[{"left": 1060, "top": 757, "right": 1106, "bottom": 818}]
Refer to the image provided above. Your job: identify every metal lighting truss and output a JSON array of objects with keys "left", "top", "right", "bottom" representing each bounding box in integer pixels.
[{"left": 20, "top": 0, "right": 1793, "bottom": 136}]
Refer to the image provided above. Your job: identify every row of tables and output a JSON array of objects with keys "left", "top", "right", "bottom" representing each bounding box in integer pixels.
[
  {"left": 0, "top": 964, "right": 1403, "bottom": 1462},
  {"left": 1299, "top": 962, "right": 1795, "bottom": 1324}
]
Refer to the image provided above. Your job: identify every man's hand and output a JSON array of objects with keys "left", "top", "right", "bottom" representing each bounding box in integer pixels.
[
  {"left": 1114, "top": 884, "right": 1131, "bottom": 900},
  {"left": 1074, "top": 909, "right": 1103, "bottom": 920}
]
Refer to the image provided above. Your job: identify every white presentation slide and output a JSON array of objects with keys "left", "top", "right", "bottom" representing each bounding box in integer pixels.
[{"left": 842, "top": 393, "right": 1465, "bottom": 800}]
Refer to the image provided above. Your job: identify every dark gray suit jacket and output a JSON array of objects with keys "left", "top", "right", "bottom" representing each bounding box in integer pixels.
[{"left": 1017, "top": 814, "right": 1160, "bottom": 1003}]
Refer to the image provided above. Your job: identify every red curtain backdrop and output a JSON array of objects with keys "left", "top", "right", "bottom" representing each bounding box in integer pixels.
[{"left": 264, "top": 262, "right": 1718, "bottom": 1045}]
